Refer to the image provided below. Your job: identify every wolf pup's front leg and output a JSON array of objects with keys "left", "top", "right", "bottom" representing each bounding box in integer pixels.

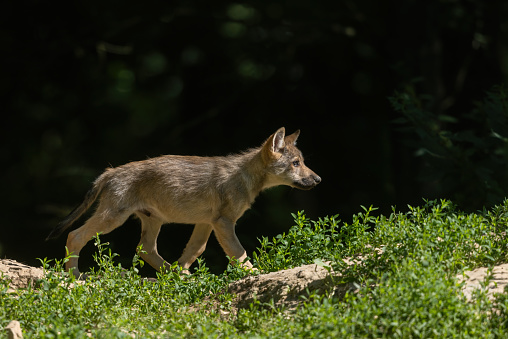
[
  {"left": 211, "top": 217, "right": 253, "bottom": 269},
  {"left": 177, "top": 223, "right": 214, "bottom": 274}
]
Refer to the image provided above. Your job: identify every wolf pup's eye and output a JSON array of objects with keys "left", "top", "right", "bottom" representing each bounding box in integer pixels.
[{"left": 292, "top": 160, "right": 300, "bottom": 167}]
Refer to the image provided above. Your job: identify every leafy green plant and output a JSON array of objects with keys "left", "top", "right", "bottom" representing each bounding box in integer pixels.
[
  {"left": 391, "top": 85, "right": 508, "bottom": 210},
  {"left": 253, "top": 210, "right": 344, "bottom": 272},
  {"left": 2, "top": 200, "right": 508, "bottom": 337}
]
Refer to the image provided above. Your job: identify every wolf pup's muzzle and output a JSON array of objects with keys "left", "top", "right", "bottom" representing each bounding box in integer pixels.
[{"left": 294, "top": 174, "right": 321, "bottom": 190}]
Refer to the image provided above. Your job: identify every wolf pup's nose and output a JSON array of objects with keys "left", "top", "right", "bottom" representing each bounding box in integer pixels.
[{"left": 313, "top": 175, "right": 321, "bottom": 184}]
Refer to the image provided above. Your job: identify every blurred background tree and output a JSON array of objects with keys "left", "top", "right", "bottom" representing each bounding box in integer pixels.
[{"left": 1, "top": 0, "right": 508, "bottom": 273}]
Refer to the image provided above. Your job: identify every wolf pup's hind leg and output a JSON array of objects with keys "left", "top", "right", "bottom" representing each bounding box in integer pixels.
[
  {"left": 66, "top": 207, "right": 131, "bottom": 278},
  {"left": 136, "top": 213, "right": 168, "bottom": 271}
]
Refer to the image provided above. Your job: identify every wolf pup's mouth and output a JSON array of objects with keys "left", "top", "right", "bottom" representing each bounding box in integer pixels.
[{"left": 293, "top": 176, "right": 321, "bottom": 190}]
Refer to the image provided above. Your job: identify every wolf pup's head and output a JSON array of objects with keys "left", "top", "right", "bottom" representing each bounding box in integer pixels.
[{"left": 262, "top": 127, "right": 321, "bottom": 190}]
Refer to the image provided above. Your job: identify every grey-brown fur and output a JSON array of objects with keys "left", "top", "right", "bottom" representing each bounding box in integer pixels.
[{"left": 47, "top": 127, "right": 321, "bottom": 278}]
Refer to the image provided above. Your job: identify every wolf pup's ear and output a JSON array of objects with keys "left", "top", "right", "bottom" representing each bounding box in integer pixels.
[
  {"left": 285, "top": 129, "right": 300, "bottom": 145},
  {"left": 262, "top": 127, "right": 286, "bottom": 162},
  {"left": 271, "top": 127, "right": 286, "bottom": 153}
]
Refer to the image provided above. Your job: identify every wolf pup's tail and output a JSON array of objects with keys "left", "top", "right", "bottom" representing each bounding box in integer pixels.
[{"left": 46, "top": 176, "right": 106, "bottom": 241}]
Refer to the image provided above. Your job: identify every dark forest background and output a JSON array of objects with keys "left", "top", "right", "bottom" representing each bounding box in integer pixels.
[{"left": 2, "top": 0, "right": 508, "bottom": 274}]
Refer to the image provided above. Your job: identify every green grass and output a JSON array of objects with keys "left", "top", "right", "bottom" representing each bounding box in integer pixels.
[{"left": 3, "top": 199, "right": 508, "bottom": 337}]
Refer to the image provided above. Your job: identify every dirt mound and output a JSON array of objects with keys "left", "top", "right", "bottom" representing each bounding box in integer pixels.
[
  {"left": 457, "top": 264, "right": 508, "bottom": 300},
  {"left": 228, "top": 262, "right": 356, "bottom": 310},
  {"left": 0, "top": 259, "right": 44, "bottom": 292}
]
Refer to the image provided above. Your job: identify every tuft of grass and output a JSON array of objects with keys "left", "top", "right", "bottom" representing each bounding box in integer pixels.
[{"left": 2, "top": 199, "right": 508, "bottom": 337}]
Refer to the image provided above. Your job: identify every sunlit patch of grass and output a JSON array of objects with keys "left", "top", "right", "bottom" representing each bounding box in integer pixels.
[{"left": 2, "top": 199, "right": 508, "bottom": 337}]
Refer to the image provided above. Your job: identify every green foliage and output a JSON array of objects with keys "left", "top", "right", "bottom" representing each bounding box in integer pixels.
[
  {"left": 253, "top": 211, "right": 343, "bottom": 271},
  {"left": 253, "top": 206, "right": 379, "bottom": 272},
  {"left": 294, "top": 260, "right": 499, "bottom": 338},
  {"left": 391, "top": 85, "right": 508, "bottom": 210},
  {"left": 2, "top": 200, "right": 508, "bottom": 337}
]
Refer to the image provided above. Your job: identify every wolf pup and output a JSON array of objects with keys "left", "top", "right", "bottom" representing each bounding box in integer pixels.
[{"left": 47, "top": 127, "right": 321, "bottom": 278}]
